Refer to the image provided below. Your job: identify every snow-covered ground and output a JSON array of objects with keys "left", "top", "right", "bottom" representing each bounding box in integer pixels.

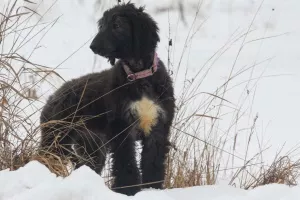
[
  {"left": 1, "top": 0, "right": 300, "bottom": 199},
  {"left": 1, "top": 161, "right": 300, "bottom": 200}
]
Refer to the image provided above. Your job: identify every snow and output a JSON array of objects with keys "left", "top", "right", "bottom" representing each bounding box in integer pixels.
[{"left": 1, "top": 161, "right": 300, "bottom": 200}]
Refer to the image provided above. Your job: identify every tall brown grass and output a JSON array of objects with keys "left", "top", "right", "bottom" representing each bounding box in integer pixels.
[{"left": 0, "top": 0, "right": 71, "bottom": 176}]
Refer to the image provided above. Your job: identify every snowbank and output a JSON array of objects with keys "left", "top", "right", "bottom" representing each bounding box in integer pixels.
[{"left": 0, "top": 161, "right": 299, "bottom": 200}]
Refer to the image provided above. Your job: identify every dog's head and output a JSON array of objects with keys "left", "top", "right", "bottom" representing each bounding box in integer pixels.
[{"left": 90, "top": 3, "right": 160, "bottom": 65}]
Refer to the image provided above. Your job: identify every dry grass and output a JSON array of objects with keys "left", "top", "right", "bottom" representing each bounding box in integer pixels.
[
  {"left": 11, "top": 151, "right": 71, "bottom": 177},
  {"left": 244, "top": 156, "right": 300, "bottom": 189},
  {"left": 0, "top": 0, "right": 300, "bottom": 192},
  {"left": 0, "top": 0, "right": 69, "bottom": 176},
  {"left": 160, "top": 0, "right": 300, "bottom": 189}
]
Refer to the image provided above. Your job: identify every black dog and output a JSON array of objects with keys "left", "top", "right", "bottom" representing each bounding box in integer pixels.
[{"left": 39, "top": 2, "right": 175, "bottom": 196}]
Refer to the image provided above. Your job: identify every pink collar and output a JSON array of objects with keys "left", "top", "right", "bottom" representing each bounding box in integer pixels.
[{"left": 123, "top": 53, "right": 158, "bottom": 81}]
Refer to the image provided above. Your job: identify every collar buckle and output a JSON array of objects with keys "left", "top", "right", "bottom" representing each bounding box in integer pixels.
[{"left": 127, "top": 74, "right": 136, "bottom": 81}]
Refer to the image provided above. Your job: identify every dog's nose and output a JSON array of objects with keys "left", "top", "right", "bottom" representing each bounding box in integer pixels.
[{"left": 90, "top": 43, "right": 98, "bottom": 53}]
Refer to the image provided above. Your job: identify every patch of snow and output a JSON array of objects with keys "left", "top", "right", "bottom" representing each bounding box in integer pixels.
[{"left": 1, "top": 161, "right": 300, "bottom": 200}]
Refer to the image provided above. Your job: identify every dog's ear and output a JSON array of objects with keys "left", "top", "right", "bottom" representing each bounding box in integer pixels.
[
  {"left": 130, "top": 7, "right": 160, "bottom": 60},
  {"left": 130, "top": 13, "right": 142, "bottom": 60}
]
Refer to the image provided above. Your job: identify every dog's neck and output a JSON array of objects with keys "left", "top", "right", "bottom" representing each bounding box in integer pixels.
[
  {"left": 123, "top": 52, "right": 156, "bottom": 73},
  {"left": 120, "top": 52, "right": 158, "bottom": 81}
]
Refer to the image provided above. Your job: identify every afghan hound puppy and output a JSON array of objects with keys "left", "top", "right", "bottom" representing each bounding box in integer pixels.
[{"left": 39, "top": 2, "right": 175, "bottom": 196}]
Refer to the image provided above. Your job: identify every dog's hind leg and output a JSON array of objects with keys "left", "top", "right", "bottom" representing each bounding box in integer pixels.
[
  {"left": 39, "top": 125, "right": 76, "bottom": 160},
  {"left": 71, "top": 127, "right": 107, "bottom": 175},
  {"left": 109, "top": 118, "right": 141, "bottom": 196}
]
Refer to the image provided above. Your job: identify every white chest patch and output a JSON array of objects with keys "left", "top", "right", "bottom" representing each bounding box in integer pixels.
[{"left": 130, "top": 96, "right": 164, "bottom": 136}]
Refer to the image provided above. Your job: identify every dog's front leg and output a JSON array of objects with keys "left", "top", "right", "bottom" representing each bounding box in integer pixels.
[
  {"left": 141, "top": 122, "right": 171, "bottom": 190},
  {"left": 109, "top": 118, "right": 141, "bottom": 196}
]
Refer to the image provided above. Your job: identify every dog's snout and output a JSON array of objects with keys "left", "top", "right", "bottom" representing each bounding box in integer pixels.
[
  {"left": 90, "top": 32, "right": 115, "bottom": 56},
  {"left": 90, "top": 33, "right": 102, "bottom": 54},
  {"left": 90, "top": 43, "right": 98, "bottom": 53}
]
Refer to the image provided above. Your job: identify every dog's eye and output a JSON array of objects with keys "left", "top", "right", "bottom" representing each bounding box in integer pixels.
[{"left": 113, "top": 23, "right": 120, "bottom": 29}]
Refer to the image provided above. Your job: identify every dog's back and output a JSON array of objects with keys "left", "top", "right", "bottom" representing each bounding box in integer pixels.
[
  {"left": 40, "top": 70, "right": 112, "bottom": 124},
  {"left": 39, "top": 69, "right": 113, "bottom": 159}
]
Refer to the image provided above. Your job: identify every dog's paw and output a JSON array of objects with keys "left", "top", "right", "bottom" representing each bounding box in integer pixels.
[{"left": 112, "top": 186, "right": 141, "bottom": 196}]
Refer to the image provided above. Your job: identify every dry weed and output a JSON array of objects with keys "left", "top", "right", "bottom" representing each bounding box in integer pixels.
[{"left": 0, "top": 0, "right": 66, "bottom": 175}]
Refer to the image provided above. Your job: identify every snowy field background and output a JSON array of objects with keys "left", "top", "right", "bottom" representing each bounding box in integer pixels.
[{"left": 1, "top": 0, "right": 300, "bottom": 199}]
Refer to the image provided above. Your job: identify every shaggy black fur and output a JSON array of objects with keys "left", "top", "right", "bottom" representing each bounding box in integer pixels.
[{"left": 39, "top": 2, "right": 175, "bottom": 196}]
